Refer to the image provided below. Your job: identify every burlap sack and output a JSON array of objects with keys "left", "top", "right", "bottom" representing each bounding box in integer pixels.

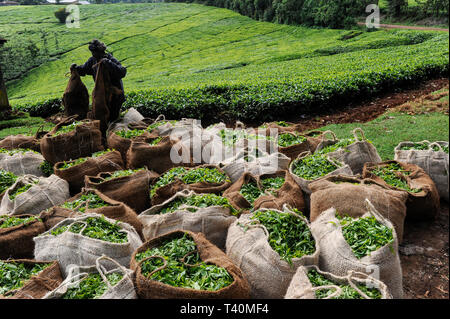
[
  {"left": 34, "top": 213, "right": 143, "bottom": 277},
  {"left": 0, "top": 150, "right": 45, "bottom": 177},
  {"left": 130, "top": 230, "right": 251, "bottom": 299},
  {"left": 54, "top": 150, "right": 124, "bottom": 195},
  {"left": 150, "top": 164, "right": 232, "bottom": 206},
  {"left": 285, "top": 265, "right": 392, "bottom": 299},
  {"left": 43, "top": 256, "right": 137, "bottom": 299},
  {"left": 394, "top": 141, "right": 449, "bottom": 202},
  {"left": 222, "top": 151, "right": 291, "bottom": 183},
  {"left": 106, "top": 129, "right": 155, "bottom": 165},
  {"left": 0, "top": 214, "right": 46, "bottom": 259},
  {"left": 276, "top": 132, "right": 320, "bottom": 161},
  {"left": 56, "top": 188, "right": 145, "bottom": 239},
  {"left": 127, "top": 135, "right": 193, "bottom": 174},
  {"left": 225, "top": 207, "right": 320, "bottom": 299},
  {"left": 0, "top": 174, "right": 70, "bottom": 216},
  {"left": 223, "top": 172, "right": 260, "bottom": 212},
  {"left": 315, "top": 129, "right": 382, "bottom": 175},
  {"left": 139, "top": 189, "right": 237, "bottom": 250},
  {"left": 40, "top": 118, "right": 104, "bottom": 165},
  {"left": 254, "top": 170, "right": 306, "bottom": 213},
  {"left": 38, "top": 206, "right": 81, "bottom": 231},
  {"left": 84, "top": 168, "right": 159, "bottom": 214},
  {"left": 0, "top": 260, "right": 63, "bottom": 300},
  {"left": 310, "top": 200, "right": 403, "bottom": 299},
  {"left": 362, "top": 160, "right": 440, "bottom": 221},
  {"left": 62, "top": 69, "right": 89, "bottom": 120},
  {"left": 0, "top": 132, "right": 43, "bottom": 153},
  {"left": 289, "top": 151, "right": 353, "bottom": 196},
  {"left": 309, "top": 175, "right": 408, "bottom": 243}
]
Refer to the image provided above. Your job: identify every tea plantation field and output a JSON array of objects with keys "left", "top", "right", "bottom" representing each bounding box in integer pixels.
[{"left": 1, "top": 3, "right": 449, "bottom": 122}]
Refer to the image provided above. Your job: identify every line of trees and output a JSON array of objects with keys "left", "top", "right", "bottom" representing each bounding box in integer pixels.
[{"left": 385, "top": 0, "right": 449, "bottom": 18}]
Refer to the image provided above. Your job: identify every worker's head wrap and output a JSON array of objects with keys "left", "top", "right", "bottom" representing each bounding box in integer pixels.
[{"left": 88, "top": 39, "right": 107, "bottom": 53}]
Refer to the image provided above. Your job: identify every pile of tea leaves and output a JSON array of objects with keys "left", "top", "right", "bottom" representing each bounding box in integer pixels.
[
  {"left": 250, "top": 210, "right": 316, "bottom": 265},
  {"left": 291, "top": 154, "right": 341, "bottom": 181},
  {"left": 0, "top": 261, "right": 52, "bottom": 297},
  {"left": 53, "top": 121, "right": 84, "bottom": 137},
  {"left": 260, "top": 176, "right": 285, "bottom": 195},
  {"left": 135, "top": 233, "right": 233, "bottom": 291},
  {"left": 157, "top": 193, "right": 238, "bottom": 215},
  {"left": 62, "top": 272, "right": 124, "bottom": 299},
  {"left": 399, "top": 141, "right": 449, "bottom": 154},
  {"left": 60, "top": 192, "right": 110, "bottom": 213},
  {"left": 336, "top": 214, "right": 394, "bottom": 259},
  {"left": 102, "top": 168, "right": 145, "bottom": 182},
  {"left": 240, "top": 180, "right": 264, "bottom": 205},
  {"left": 370, "top": 162, "right": 421, "bottom": 193},
  {"left": 317, "top": 138, "right": 356, "bottom": 154},
  {"left": 0, "top": 148, "right": 39, "bottom": 156},
  {"left": 0, "top": 215, "right": 41, "bottom": 229},
  {"left": 58, "top": 149, "right": 114, "bottom": 170},
  {"left": 8, "top": 180, "right": 39, "bottom": 201},
  {"left": 115, "top": 129, "right": 146, "bottom": 139},
  {"left": 307, "top": 269, "right": 382, "bottom": 299},
  {"left": 49, "top": 216, "right": 128, "bottom": 244},
  {"left": 277, "top": 133, "right": 306, "bottom": 148},
  {"left": 0, "top": 169, "right": 17, "bottom": 195}
]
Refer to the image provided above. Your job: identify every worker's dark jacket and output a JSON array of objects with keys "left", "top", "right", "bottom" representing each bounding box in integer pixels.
[{"left": 75, "top": 53, "right": 127, "bottom": 93}]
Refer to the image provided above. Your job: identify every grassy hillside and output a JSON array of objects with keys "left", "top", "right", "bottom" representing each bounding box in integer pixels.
[{"left": 2, "top": 3, "right": 449, "bottom": 122}]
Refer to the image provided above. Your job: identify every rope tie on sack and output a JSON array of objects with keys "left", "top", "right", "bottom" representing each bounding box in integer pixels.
[
  {"left": 137, "top": 255, "right": 168, "bottom": 277},
  {"left": 95, "top": 255, "right": 128, "bottom": 291}
]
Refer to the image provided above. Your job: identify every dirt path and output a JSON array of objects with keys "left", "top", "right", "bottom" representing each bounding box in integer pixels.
[{"left": 357, "top": 21, "right": 449, "bottom": 31}]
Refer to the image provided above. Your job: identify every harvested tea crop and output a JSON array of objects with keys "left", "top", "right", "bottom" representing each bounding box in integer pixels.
[
  {"left": 135, "top": 233, "right": 233, "bottom": 291},
  {"left": 0, "top": 169, "right": 17, "bottom": 195},
  {"left": 150, "top": 167, "right": 187, "bottom": 198},
  {"left": 61, "top": 192, "right": 110, "bottom": 213},
  {"left": 240, "top": 181, "right": 264, "bottom": 205},
  {"left": 158, "top": 193, "right": 238, "bottom": 215},
  {"left": 307, "top": 269, "right": 382, "bottom": 299},
  {"left": 292, "top": 154, "right": 341, "bottom": 181},
  {"left": 148, "top": 137, "right": 163, "bottom": 145},
  {"left": 146, "top": 120, "right": 177, "bottom": 133},
  {"left": 62, "top": 272, "right": 124, "bottom": 299},
  {"left": 102, "top": 168, "right": 145, "bottom": 182},
  {"left": 0, "top": 215, "right": 41, "bottom": 229},
  {"left": 0, "top": 148, "right": 39, "bottom": 156},
  {"left": 317, "top": 138, "right": 356, "bottom": 154},
  {"left": 250, "top": 210, "right": 316, "bottom": 264},
  {"left": 49, "top": 216, "right": 128, "bottom": 244},
  {"left": 53, "top": 121, "right": 84, "bottom": 137},
  {"left": 58, "top": 149, "right": 114, "bottom": 170},
  {"left": 336, "top": 214, "right": 394, "bottom": 259},
  {"left": 400, "top": 141, "right": 449, "bottom": 154},
  {"left": 370, "top": 163, "right": 421, "bottom": 193},
  {"left": 8, "top": 181, "right": 39, "bottom": 201},
  {"left": 277, "top": 133, "right": 306, "bottom": 148},
  {"left": 39, "top": 161, "right": 54, "bottom": 176},
  {"left": 260, "top": 176, "right": 285, "bottom": 195},
  {"left": 0, "top": 261, "right": 51, "bottom": 296},
  {"left": 115, "top": 129, "right": 146, "bottom": 139}
]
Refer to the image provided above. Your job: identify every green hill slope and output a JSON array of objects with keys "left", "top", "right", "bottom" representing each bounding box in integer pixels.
[{"left": 2, "top": 3, "right": 448, "bottom": 122}]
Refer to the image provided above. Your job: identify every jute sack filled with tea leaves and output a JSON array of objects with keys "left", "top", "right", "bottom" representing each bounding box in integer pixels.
[
  {"left": 0, "top": 131, "right": 44, "bottom": 153},
  {"left": 139, "top": 190, "right": 237, "bottom": 250},
  {"left": 150, "top": 164, "right": 232, "bottom": 206},
  {"left": 34, "top": 213, "right": 143, "bottom": 277},
  {"left": 54, "top": 188, "right": 145, "bottom": 239},
  {"left": 43, "top": 256, "right": 137, "bottom": 299},
  {"left": 309, "top": 175, "right": 408, "bottom": 243},
  {"left": 310, "top": 200, "right": 403, "bottom": 299},
  {"left": 130, "top": 230, "right": 251, "bottom": 299},
  {"left": 222, "top": 172, "right": 260, "bottom": 212},
  {"left": 54, "top": 150, "right": 124, "bottom": 195},
  {"left": 84, "top": 168, "right": 159, "bottom": 214},
  {"left": 62, "top": 69, "right": 89, "bottom": 120},
  {"left": 315, "top": 129, "right": 382, "bottom": 175},
  {"left": 254, "top": 170, "right": 306, "bottom": 213},
  {"left": 289, "top": 151, "right": 353, "bottom": 198},
  {"left": 362, "top": 160, "right": 440, "bottom": 221},
  {"left": 127, "top": 135, "right": 192, "bottom": 174},
  {"left": 285, "top": 265, "right": 392, "bottom": 299},
  {"left": 0, "top": 260, "right": 63, "bottom": 300},
  {"left": 225, "top": 206, "right": 320, "bottom": 299},
  {"left": 275, "top": 131, "right": 325, "bottom": 161},
  {"left": 0, "top": 174, "right": 70, "bottom": 216},
  {"left": 40, "top": 118, "right": 104, "bottom": 165},
  {"left": 0, "top": 149, "right": 46, "bottom": 177},
  {"left": 222, "top": 150, "right": 291, "bottom": 183},
  {"left": 0, "top": 214, "right": 46, "bottom": 260},
  {"left": 394, "top": 141, "right": 449, "bottom": 202},
  {"left": 38, "top": 206, "right": 80, "bottom": 231}
]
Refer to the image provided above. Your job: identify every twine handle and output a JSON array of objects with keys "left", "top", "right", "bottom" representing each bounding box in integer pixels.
[
  {"left": 352, "top": 128, "right": 366, "bottom": 141},
  {"left": 320, "top": 130, "right": 338, "bottom": 142},
  {"left": 346, "top": 270, "right": 373, "bottom": 299},
  {"left": 137, "top": 256, "right": 168, "bottom": 277}
]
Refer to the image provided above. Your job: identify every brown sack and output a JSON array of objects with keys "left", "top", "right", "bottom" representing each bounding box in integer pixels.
[
  {"left": 0, "top": 129, "right": 47, "bottom": 153},
  {"left": 62, "top": 69, "right": 89, "bottom": 120},
  {"left": 0, "top": 214, "right": 46, "bottom": 260},
  {"left": 54, "top": 150, "right": 124, "bottom": 195},
  {"left": 362, "top": 160, "right": 440, "bottom": 221},
  {"left": 40, "top": 118, "right": 104, "bottom": 165},
  {"left": 127, "top": 135, "right": 192, "bottom": 174},
  {"left": 91, "top": 60, "right": 123, "bottom": 135},
  {"left": 38, "top": 206, "right": 81, "bottom": 231},
  {"left": 254, "top": 170, "right": 306, "bottom": 213},
  {"left": 84, "top": 168, "right": 159, "bottom": 214},
  {"left": 309, "top": 175, "right": 408, "bottom": 243},
  {"left": 58, "top": 188, "right": 145, "bottom": 240},
  {"left": 277, "top": 132, "right": 325, "bottom": 161},
  {"left": 130, "top": 230, "right": 251, "bottom": 299},
  {"left": 223, "top": 172, "right": 259, "bottom": 212},
  {"left": 106, "top": 128, "right": 156, "bottom": 165},
  {"left": 0, "top": 260, "right": 63, "bottom": 299}
]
